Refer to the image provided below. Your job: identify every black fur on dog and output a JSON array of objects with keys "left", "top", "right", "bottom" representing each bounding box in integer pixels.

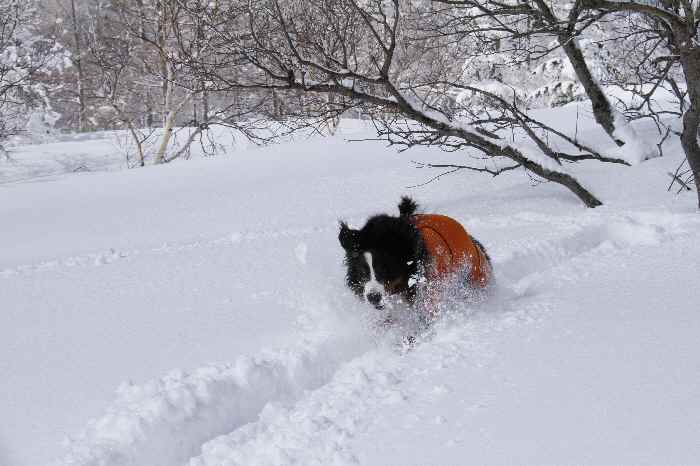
[{"left": 339, "top": 197, "right": 427, "bottom": 309}]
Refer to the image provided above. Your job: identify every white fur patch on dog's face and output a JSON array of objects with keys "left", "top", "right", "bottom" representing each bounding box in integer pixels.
[{"left": 362, "top": 252, "right": 385, "bottom": 304}]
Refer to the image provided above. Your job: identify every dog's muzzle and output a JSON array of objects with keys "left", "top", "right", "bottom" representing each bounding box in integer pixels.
[
  {"left": 365, "top": 290, "right": 384, "bottom": 309},
  {"left": 362, "top": 252, "right": 386, "bottom": 309}
]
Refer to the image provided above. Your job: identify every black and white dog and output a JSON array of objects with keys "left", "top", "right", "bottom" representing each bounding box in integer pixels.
[
  {"left": 339, "top": 197, "right": 492, "bottom": 313},
  {"left": 339, "top": 197, "right": 425, "bottom": 310}
]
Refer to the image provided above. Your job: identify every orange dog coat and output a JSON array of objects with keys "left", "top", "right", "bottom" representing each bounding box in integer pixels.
[{"left": 411, "top": 214, "right": 491, "bottom": 287}]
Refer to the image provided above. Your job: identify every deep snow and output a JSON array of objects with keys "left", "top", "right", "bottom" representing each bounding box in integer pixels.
[{"left": 1, "top": 107, "right": 699, "bottom": 466}]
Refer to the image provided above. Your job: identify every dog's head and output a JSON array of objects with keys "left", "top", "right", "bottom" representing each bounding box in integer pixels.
[{"left": 339, "top": 197, "right": 424, "bottom": 309}]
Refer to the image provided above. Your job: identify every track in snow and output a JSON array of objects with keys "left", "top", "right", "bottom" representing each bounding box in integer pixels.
[
  {"left": 0, "top": 226, "right": 334, "bottom": 279},
  {"left": 55, "top": 209, "right": 700, "bottom": 466}
]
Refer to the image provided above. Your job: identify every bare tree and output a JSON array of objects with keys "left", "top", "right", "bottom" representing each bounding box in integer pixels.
[
  {"left": 185, "top": 0, "right": 638, "bottom": 207},
  {"left": 1, "top": 1, "right": 40, "bottom": 140},
  {"left": 106, "top": 0, "right": 201, "bottom": 163},
  {"left": 87, "top": 18, "right": 151, "bottom": 166},
  {"left": 430, "top": 0, "right": 643, "bottom": 149},
  {"left": 54, "top": 0, "right": 90, "bottom": 132},
  {"left": 581, "top": 0, "right": 700, "bottom": 207},
  {"left": 1, "top": 0, "right": 67, "bottom": 143}
]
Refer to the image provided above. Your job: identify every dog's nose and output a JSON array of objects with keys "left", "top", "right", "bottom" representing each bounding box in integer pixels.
[{"left": 366, "top": 291, "right": 383, "bottom": 307}]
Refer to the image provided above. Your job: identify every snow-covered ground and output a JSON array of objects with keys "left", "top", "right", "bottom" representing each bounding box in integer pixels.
[{"left": 1, "top": 109, "right": 699, "bottom": 466}]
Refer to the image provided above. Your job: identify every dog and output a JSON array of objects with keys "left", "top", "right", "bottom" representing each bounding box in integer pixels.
[{"left": 339, "top": 196, "right": 492, "bottom": 315}]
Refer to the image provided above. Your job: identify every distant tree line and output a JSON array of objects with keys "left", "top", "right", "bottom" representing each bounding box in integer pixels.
[{"left": 1, "top": 0, "right": 698, "bottom": 207}]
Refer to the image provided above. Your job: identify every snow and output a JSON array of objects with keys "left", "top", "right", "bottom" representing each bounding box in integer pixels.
[
  {"left": 1, "top": 108, "right": 699, "bottom": 466},
  {"left": 610, "top": 110, "right": 658, "bottom": 164}
]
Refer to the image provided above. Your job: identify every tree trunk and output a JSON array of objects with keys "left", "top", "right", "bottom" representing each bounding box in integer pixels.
[
  {"left": 558, "top": 33, "right": 624, "bottom": 147},
  {"left": 155, "top": 85, "right": 197, "bottom": 164},
  {"left": 69, "top": 0, "right": 86, "bottom": 132},
  {"left": 154, "top": 70, "right": 174, "bottom": 164},
  {"left": 201, "top": 88, "right": 209, "bottom": 124},
  {"left": 327, "top": 92, "right": 339, "bottom": 135},
  {"left": 679, "top": 48, "right": 700, "bottom": 208},
  {"left": 532, "top": 0, "right": 625, "bottom": 146},
  {"left": 153, "top": 0, "right": 172, "bottom": 164},
  {"left": 272, "top": 89, "right": 282, "bottom": 119}
]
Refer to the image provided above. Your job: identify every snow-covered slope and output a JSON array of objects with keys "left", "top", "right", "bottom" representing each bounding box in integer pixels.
[{"left": 1, "top": 112, "right": 699, "bottom": 466}]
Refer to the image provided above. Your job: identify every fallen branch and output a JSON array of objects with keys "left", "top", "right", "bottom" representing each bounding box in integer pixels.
[{"left": 668, "top": 159, "right": 693, "bottom": 193}]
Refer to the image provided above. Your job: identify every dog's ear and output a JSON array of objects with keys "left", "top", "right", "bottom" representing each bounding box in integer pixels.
[
  {"left": 398, "top": 196, "right": 418, "bottom": 217},
  {"left": 338, "top": 221, "right": 360, "bottom": 251}
]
